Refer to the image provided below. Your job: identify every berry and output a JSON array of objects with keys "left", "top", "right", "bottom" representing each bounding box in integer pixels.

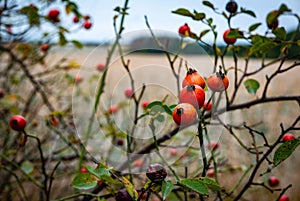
[
  {"left": 80, "top": 167, "right": 88, "bottom": 173},
  {"left": 108, "top": 105, "right": 119, "bottom": 114},
  {"left": 172, "top": 103, "right": 197, "bottom": 126},
  {"left": 74, "top": 75, "right": 83, "bottom": 84},
  {"left": 48, "top": 9, "right": 60, "bottom": 22},
  {"left": 268, "top": 176, "right": 279, "bottom": 187},
  {"left": 10, "top": 115, "right": 27, "bottom": 131},
  {"left": 282, "top": 133, "right": 295, "bottom": 142},
  {"left": 116, "top": 138, "right": 124, "bottom": 146},
  {"left": 170, "top": 148, "right": 178, "bottom": 156},
  {"left": 83, "top": 20, "right": 92, "bottom": 29},
  {"left": 0, "top": 88, "right": 5, "bottom": 98},
  {"left": 134, "top": 159, "right": 143, "bottom": 167},
  {"left": 40, "top": 43, "right": 49, "bottom": 52},
  {"left": 207, "top": 141, "right": 219, "bottom": 151},
  {"left": 207, "top": 71, "right": 229, "bottom": 92},
  {"left": 83, "top": 15, "right": 90, "bottom": 20},
  {"left": 179, "top": 84, "right": 205, "bottom": 109},
  {"left": 96, "top": 63, "right": 105, "bottom": 71},
  {"left": 124, "top": 88, "right": 133, "bottom": 99},
  {"left": 182, "top": 68, "right": 206, "bottom": 89},
  {"left": 146, "top": 163, "right": 167, "bottom": 183},
  {"left": 223, "top": 29, "right": 237, "bottom": 45},
  {"left": 73, "top": 16, "right": 79, "bottom": 23},
  {"left": 206, "top": 168, "right": 215, "bottom": 178},
  {"left": 279, "top": 195, "right": 289, "bottom": 201},
  {"left": 202, "top": 100, "right": 212, "bottom": 111},
  {"left": 141, "top": 101, "right": 149, "bottom": 109},
  {"left": 178, "top": 23, "right": 190, "bottom": 37},
  {"left": 226, "top": 0, "right": 238, "bottom": 14},
  {"left": 115, "top": 189, "right": 133, "bottom": 201}
]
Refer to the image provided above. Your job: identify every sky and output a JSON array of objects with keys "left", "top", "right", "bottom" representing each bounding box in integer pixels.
[{"left": 65, "top": 0, "right": 300, "bottom": 45}]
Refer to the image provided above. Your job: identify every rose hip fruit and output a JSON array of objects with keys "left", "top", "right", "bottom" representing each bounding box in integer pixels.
[
  {"left": 179, "top": 84, "right": 205, "bottom": 109},
  {"left": 178, "top": 23, "right": 190, "bottom": 37},
  {"left": 226, "top": 0, "right": 238, "bottom": 14},
  {"left": 182, "top": 68, "right": 206, "bottom": 89},
  {"left": 10, "top": 115, "right": 27, "bottom": 131},
  {"left": 172, "top": 103, "right": 197, "bottom": 126},
  {"left": 282, "top": 133, "right": 295, "bottom": 142},
  {"left": 268, "top": 176, "right": 279, "bottom": 187},
  {"left": 223, "top": 29, "right": 237, "bottom": 45},
  {"left": 207, "top": 72, "right": 229, "bottom": 92},
  {"left": 146, "top": 163, "right": 167, "bottom": 183}
]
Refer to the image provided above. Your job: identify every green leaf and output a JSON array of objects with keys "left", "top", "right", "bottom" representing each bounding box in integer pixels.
[
  {"left": 156, "top": 114, "right": 165, "bottom": 122},
  {"left": 272, "top": 27, "right": 286, "bottom": 41},
  {"left": 202, "top": 1, "right": 215, "bottom": 10},
  {"left": 172, "top": 8, "right": 193, "bottom": 18},
  {"left": 178, "top": 178, "right": 208, "bottom": 195},
  {"left": 162, "top": 181, "right": 174, "bottom": 200},
  {"left": 71, "top": 173, "right": 97, "bottom": 190},
  {"left": 297, "top": 40, "right": 300, "bottom": 47},
  {"left": 163, "top": 105, "right": 173, "bottom": 115},
  {"left": 248, "top": 23, "right": 261, "bottom": 32},
  {"left": 249, "top": 42, "right": 277, "bottom": 56},
  {"left": 21, "top": 161, "right": 34, "bottom": 174},
  {"left": 199, "top": 177, "right": 223, "bottom": 192},
  {"left": 266, "top": 11, "right": 279, "bottom": 26},
  {"left": 193, "top": 10, "right": 205, "bottom": 21},
  {"left": 240, "top": 8, "right": 256, "bottom": 18},
  {"left": 71, "top": 40, "right": 83, "bottom": 49},
  {"left": 200, "top": 29, "right": 210, "bottom": 38},
  {"left": 146, "top": 101, "right": 163, "bottom": 109},
  {"left": 226, "top": 29, "right": 243, "bottom": 39},
  {"left": 58, "top": 32, "right": 68, "bottom": 46},
  {"left": 273, "top": 139, "right": 300, "bottom": 166},
  {"left": 278, "top": 4, "right": 291, "bottom": 13},
  {"left": 122, "top": 177, "right": 139, "bottom": 200},
  {"left": 86, "top": 165, "right": 110, "bottom": 179},
  {"left": 244, "top": 79, "right": 260, "bottom": 95}
]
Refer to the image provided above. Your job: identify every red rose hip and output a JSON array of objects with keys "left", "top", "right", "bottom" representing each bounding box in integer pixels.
[
  {"left": 172, "top": 103, "right": 197, "bottom": 126},
  {"left": 282, "top": 133, "right": 295, "bottom": 142},
  {"left": 10, "top": 115, "right": 27, "bottom": 131},
  {"left": 268, "top": 176, "right": 279, "bottom": 187},
  {"left": 178, "top": 23, "right": 190, "bottom": 37},
  {"left": 179, "top": 84, "right": 205, "bottom": 109}
]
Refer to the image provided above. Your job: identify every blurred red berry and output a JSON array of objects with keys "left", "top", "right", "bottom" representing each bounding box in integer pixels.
[{"left": 282, "top": 133, "right": 295, "bottom": 142}]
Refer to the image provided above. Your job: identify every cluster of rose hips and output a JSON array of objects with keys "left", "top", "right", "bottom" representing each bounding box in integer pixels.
[{"left": 172, "top": 67, "right": 229, "bottom": 127}]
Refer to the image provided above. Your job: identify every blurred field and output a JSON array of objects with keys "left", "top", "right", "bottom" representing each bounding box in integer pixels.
[{"left": 37, "top": 46, "right": 300, "bottom": 200}]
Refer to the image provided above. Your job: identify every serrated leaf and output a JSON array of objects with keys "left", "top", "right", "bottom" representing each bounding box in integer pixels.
[
  {"left": 21, "top": 161, "right": 34, "bottom": 174},
  {"left": 199, "top": 177, "right": 223, "bottom": 192},
  {"left": 272, "top": 27, "right": 286, "bottom": 40},
  {"left": 240, "top": 8, "right": 256, "bottom": 18},
  {"left": 248, "top": 23, "right": 261, "bottom": 32},
  {"left": 244, "top": 79, "right": 260, "bottom": 95},
  {"left": 202, "top": 1, "right": 215, "bottom": 10},
  {"left": 71, "top": 173, "right": 97, "bottom": 190},
  {"left": 273, "top": 139, "right": 300, "bottom": 166},
  {"left": 172, "top": 8, "right": 193, "bottom": 17},
  {"left": 162, "top": 181, "right": 174, "bottom": 200},
  {"left": 178, "top": 178, "right": 208, "bottom": 195},
  {"left": 71, "top": 40, "right": 83, "bottom": 49}
]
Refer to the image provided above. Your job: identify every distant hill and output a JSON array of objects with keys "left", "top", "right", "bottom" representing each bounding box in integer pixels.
[{"left": 127, "top": 30, "right": 300, "bottom": 59}]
